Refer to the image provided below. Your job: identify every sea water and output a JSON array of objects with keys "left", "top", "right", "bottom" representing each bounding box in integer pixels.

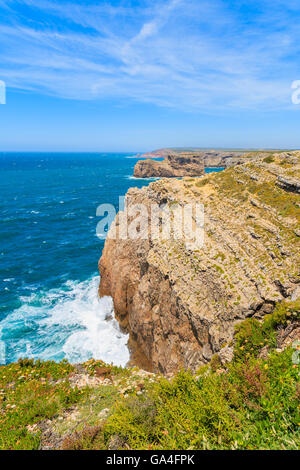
[{"left": 0, "top": 152, "right": 223, "bottom": 365}]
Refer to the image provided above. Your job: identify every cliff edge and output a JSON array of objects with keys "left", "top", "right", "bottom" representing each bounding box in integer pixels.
[{"left": 99, "top": 152, "right": 300, "bottom": 374}]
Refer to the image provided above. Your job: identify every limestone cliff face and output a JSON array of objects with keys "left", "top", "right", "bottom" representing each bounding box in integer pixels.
[
  {"left": 99, "top": 152, "right": 300, "bottom": 374},
  {"left": 134, "top": 153, "right": 205, "bottom": 178},
  {"left": 133, "top": 154, "right": 204, "bottom": 178},
  {"left": 133, "top": 150, "right": 265, "bottom": 178}
]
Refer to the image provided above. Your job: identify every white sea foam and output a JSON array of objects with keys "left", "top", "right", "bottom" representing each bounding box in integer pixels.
[
  {"left": 0, "top": 338, "right": 5, "bottom": 364},
  {"left": 0, "top": 276, "right": 129, "bottom": 366},
  {"left": 126, "top": 176, "right": 160, "bottom": 181}
]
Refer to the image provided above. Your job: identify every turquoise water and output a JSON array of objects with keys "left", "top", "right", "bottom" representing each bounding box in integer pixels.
[{"left": 0, "top": 153, "right": 223, "bottom": 365}]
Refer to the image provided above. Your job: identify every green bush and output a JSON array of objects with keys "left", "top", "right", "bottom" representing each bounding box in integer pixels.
[
  {"left": 104, "top": 345, "right": 299, "bottom": 450},
  {"left": 0, "top": 359, "right": 85, "bottom": 450},
  {"left": 234, "top": 300, "right": 300, "bottom": 361},
  {"left": 61, "top": 426, "right": 105, "bottom": 450},
  {"left": 263, "top": 155, "right": 275, "bottom": 163},
  {"left": 105, "top": 370, "right": 239, "bottom": 450},
  {"left": 103, "top": 301, "right": 300, "bottom": 450}
]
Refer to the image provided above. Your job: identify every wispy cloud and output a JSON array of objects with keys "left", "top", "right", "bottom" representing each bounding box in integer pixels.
[{"left": 0, "top": 0, "right": 299, "bottom": 111}]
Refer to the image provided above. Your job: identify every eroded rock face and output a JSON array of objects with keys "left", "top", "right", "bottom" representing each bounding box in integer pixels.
[
  {"left": 132, "top": 150, "right": 270, "bottom": 178},
  {"left": 134, "top": 153, "right": 205, "bottom": 178},
  {"left": 99, "top": 152, "right": 300, "bottom": 374},
  {"left": 276, "top": 176, "right": 300, "bottom": 193}
]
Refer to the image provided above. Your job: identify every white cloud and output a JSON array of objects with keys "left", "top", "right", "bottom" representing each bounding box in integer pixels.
[{"left": 0, "top": 0, "right": 299, "bottom": 111}]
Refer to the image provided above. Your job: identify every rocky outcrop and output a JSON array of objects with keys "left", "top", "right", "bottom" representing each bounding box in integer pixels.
[
  {"left": 99, "top": 152, "right": 300, "bottom": 374},
  {"left": 276, "top": 176, "right": 300, "bottom": 193},
  {"left": 133, "top": 150, "right": 277, "bottom": 178},
  {"left": 139, "top": 148, "right": 250, "bottom": 163},
  {"left": 138, "top": 148, "right": 174, "bottom": 160},
  {"left": 134, "top": 153, "right": 205, "bottom": 178},
  {"left": 201, "top": 151, "right": 251, "bottom": 168}
]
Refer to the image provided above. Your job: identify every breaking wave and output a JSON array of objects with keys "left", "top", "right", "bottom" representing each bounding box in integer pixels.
[{"left": 0, "top": 276, "right": 129, "bottom": 366}]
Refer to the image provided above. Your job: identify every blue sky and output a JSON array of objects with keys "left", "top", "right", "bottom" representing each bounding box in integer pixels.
[{"left": 0, "top": 0, "right": 300, "bottom": 151}]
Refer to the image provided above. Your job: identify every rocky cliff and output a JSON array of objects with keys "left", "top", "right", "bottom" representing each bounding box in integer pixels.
[
  {"left": 99, "top": 152, "right": 300, "bottom": 374},
  {"left": 133, "top": 150, "right": 270, "bottom": 178},
  {"left": 134, "top": 153, "right": 205, "bottom": 178}
]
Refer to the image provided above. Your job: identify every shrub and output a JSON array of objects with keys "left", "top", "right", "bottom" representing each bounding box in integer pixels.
[
  {"left": 105, "top": 371, "right": 240, "bottom": 450},
  {"left": 61, "top": 426, "right": 105, "bottom": 450},
  {"left": 263, "top": 155, "right": 275, "bottom": 163},
  {"left": 234, "top": 300, "right": 300, "bottom": 361},
  {"left": 0, "top": 359, "right": 84, "bottom": 450}
]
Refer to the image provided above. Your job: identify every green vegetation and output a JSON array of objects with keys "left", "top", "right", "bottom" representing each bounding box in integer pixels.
[
  {"left": 102, "top": 348, "right": 299, "bottom": 450},
  {"left": 263, "top": 155, "right": 275, "bottom": 163},
  {"left": 102, "top": 300, "right": 299, "bottom": 450},
  {"left": 214, "top": 252, "right": 226, "bottom": 262},
  {"left": 234, "top": 300, "right": 300, "bottom": 360},
  {"left": 213, "top": 264, "right": 225, "bottom": 274},
  {"left": 195, "top": 178, "right": 208, "bottom": 187},
  {"left": 0, "top": 359, "right": 85, "bottom": 450},
  {"left": 61, "top": 425, "right": 106, "bottom": 450},
  {"left": 213, "top": 163, "right": 300, "bottom": 219},
  {"left": 254, "top": 182, "right": 300, "bottom": 218},
  {"left": 84, "top": 359, "right": 131, "bottom": 378},
  {"left": 0, "top": 302, "right": 299, "bottom": 450}
]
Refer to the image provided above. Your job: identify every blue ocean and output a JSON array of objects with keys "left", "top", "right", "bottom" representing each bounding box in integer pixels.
[{"left": 0, "top": 153, "right": 223, "bottom": 366}]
